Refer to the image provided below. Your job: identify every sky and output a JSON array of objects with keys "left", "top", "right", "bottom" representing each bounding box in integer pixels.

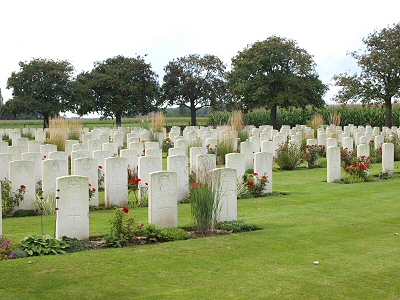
[{"left": 1, "top": 0, "right": 399, "bottom": 109}]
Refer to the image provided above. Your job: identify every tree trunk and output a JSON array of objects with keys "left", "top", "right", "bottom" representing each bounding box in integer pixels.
[
  {"left": 270, "top": 104, "right": 278, "bottom": 129},
  {"left": 384, "top": 97, "right": 392, "bottom": 128},
  {"left": 190, "top": 100, "right": 197, "bottom": 126},
  {"left": 116, "top": 112, "right": 122, "bottom": 128},
  {"left": 43, "top": 112, "right": 50, "bottom": 129}
]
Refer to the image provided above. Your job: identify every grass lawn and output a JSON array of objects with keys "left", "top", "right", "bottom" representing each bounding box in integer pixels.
[{"left": 1, "top": 162, "right": 400, "bottom": 299}]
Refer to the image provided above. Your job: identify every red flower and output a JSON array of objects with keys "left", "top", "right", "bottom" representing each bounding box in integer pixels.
[
  {"left": 99, "top": 166, "right": 103, "bottom": 169},
  {"left": 89, "top": 183, "right": 92, "bottom": 187},
  {"left": 128, "top": 179, "right": 134, "bottom": 183},
  {"left": 370, "top": 140, "right": 374, "bottom": 143},
  {"left": 141, "top": 223, "right": 144, "bottom": 227},
  {"left": 43, "top": 155, "right": 46, "bottom": 159},
  {"left": 353, "top": 163, "right": 358, "bottom": 167},
  {"left": 93, "top": 188, "right": 96, "bottom": 192},
  {"left": 263, "top": 175, "right": 267, "bottom": 179},
  {"left": 346, "top": 169, "right": 350, "bottom": 173},
  {"left": 134, "top": 178, "right": 141, "bottom": 183},
  {"left": 247, "top": 181, "right": 254, "bottom": 186},
  {"left": 20, "top": 184, "right": 26, "bottom": 189},
  {"left": 359, "top": 164, "right": 366, "bottom": 170},
  {"left": 345, "top": 163, "right": 350, "bottom": 167},
  {"left": 209, "top": 147, "right": 213, "bottom": 151},
  {"left": 123, "top": 206, "right": 129, "bottom": 213},
  {"left": 254, "top": 172, "right": 258, "bottom": 176},
  {"left": 145, "top": 182, "right": 148, "bottom": 185}
]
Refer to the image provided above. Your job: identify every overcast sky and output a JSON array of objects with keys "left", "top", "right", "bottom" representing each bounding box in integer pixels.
[{"left": 1, "top": 0, "right": 399, "bottom": 107}]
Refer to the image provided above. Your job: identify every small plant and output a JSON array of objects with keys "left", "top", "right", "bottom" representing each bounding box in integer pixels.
[
  {"left": 35, "top": 192, "right": 55, "bottom": 215},
  {"left": 342, "top": 155, "right": 372, "bottom": 183},
  {"left": 0, "top": 235, "right": 14, "bottom": 260},
  {"left": 242, "top": 172, "right": 269, "bottom": 198},
  {"left": 21, "top": 234, "right": 70, "bottom": 256},
  {"left": 303, "top": 144, "right": 320, "bottom": 168},
  {"left": 88, "top": 183, "right": 96, "bottom": 202},
  {"left": 162, "top": 136, "right": 173, "bottom": 153},
  {"left": 189, "top": 180, "right": 220, "bottom": 233},
  {"left": 98, "top": 165, "right": 105, "bottom": 191},
  {"left": 151, "top": 111, "right": 166, "bottom": 133},
  {"left": 10, "top": 247, "right": 29, "bottom": 259},
  {"left": 1, "top": 179, "right": 26, "bottom": 216},
  {"left": 216, "top": 220, "right": 258, "bottom": 233},
  {"left": 275, "top": 142, "right": 303, "bottom": 170},
  {"left": 159, "top": 227, "right": 189, "bottom": 241},
  {"left": 61, "top": 236, "right": 91, "bottom": 253}
]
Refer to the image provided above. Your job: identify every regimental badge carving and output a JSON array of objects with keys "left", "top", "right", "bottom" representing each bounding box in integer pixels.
[
  {"left": 67, "top": 179, "right": 81, "bottom": 194},
  {"left": 18, "top": 163, "right": 28, "bottom": 175}
]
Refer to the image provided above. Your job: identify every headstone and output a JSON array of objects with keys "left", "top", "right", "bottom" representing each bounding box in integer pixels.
[
  {"left": 253, "top": 152, "right": 273, "bottom": 193},
  {"left": 120, "top": 149, "right": 139, "bottom": 173},
  {"left": 374, "top": 135, "right": 384, "bottom": 149},
  {"left": 42, "top": 159, "right": 69, "bottom": 200},
  {"left": 148, "top": 171, "right": 178, "bottom": 228},
  {"left": 138, "top": 156, "right": 163, "bottom": 190},
  {"left": 65, "top": 140, "right": 79, "bottom": 156},
  {"left": 225, "top": 153, "right": 246, "bottom": 179},
  {"left": 102, "top": 142, "right": 119, "bottom": 155},
  {"left": 0, "top": 154, "right": 15, "bottom": 181},
  {"left": 342, "top": 137, "right": 354, "bottom": 152},
  {"left": 22, "top": 152, "right": 42, "bottom": 189},
  {"left": 128, "top": 141, "right": 144, "bottom": 156},
  {"left": 7, "top": 145, "right": 24, "bottom": 160},
  {"left": 48, "top": 151, "right": 69, "bottom": 161},
  {"left": 74, "top": 157, "right": 98, "bottom": 206},
  {"left": 168, "top": 147, "right": 186, "bottom": 156},
  {"left": 104, "top": 157, "right": 128, "bottom": 207},
  {"left": 145, "top": 141, "right": 159, "bottom": 149},
  {"left": 357, "top": 144, "right": 370, "bottom": 158},
  {"left": 145, "top": 148, "right": 162, "bottom": 157},
  {"left": 382, "top": 143, "right": 394, "bottom": 175},
  {"left": 175, "top": 139, "right": 189, "bottom": 155},
  {"left": 196, "top": 154, "right": 216, "bottom": 183},
  {"left": 189, "top": 147, "right": 207, "bottom": 173},
  {"left": 9, "top": 160, "right": 36, "bottom": 210},
  {"left": 327, "top": 146, "right": 341, "bottom": 183},
  {"left": 35, "top": 130, "right": 46, "bottom": 142},
  {"left": 55, "top": 175, "right": 90, "bottom": 240},
  {"left": 70, "top": 150, "right": 90, "bottom": 174},
  {"left": 326, "top": 138, "right": 338, "bottom": 148},
  {"left": 88, "top": 139, "right": 102, "bottom": 154},
  {"left": 0, "top": 141, "right": 8, "bottom": 154},
  {"left": 260, "top": 140, "right": 274, "bottom": 154},
  {"left": 40, "top": 144, "right": 57, "bottom": 159},
  {"left": 167, "top": 155, "right": 189, "bottom": 201},
  {"left": 213, "top": 168, "right": 237, "bottom": 222},
  {"left": 28, "top": 141, "right": 43, "bottom": 153},
  {"left": 240, "top": 142, "right": 254, "bottom": 171}
]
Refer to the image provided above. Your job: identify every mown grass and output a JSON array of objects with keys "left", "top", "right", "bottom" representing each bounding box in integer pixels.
[{"left": 1, "top": 162, "right": 400, "bottom": 299}]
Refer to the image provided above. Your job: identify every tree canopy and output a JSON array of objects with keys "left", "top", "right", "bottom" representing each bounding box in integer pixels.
[
  {"left": 161, "top": 54, "right": 228, "bottom": 126},
  {"left": 4, "top": 58, "right": 74, "bottom": 128},
  {"left": 73, "top": 55, "right": 159, "bottom": 127},
  {"left": 332, "top": 22, "right": 400, "bottom": 127},
  {"left": 227, "top": 36, "right": 327, "bottom": 129}
]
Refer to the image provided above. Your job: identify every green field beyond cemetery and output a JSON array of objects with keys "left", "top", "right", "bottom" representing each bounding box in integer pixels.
[{"left": 1, "top": 160, "right": 399, "bottom": 299}]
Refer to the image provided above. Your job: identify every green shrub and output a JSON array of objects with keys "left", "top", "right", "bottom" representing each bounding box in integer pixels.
[
  {"left": 21, "top": 234, "right": 70, "bottom": 256},
  {"left": 275, "top": 142, "right": 303, "bottom": 170},
  {"left": 61, "top": 236, "right": 91, "bottom": 253},
  {"left": 216, "top": 220, "right": 258, "bottom": 233},
  {"left": 159, "top": 228, "right": 189, "bottom": 241},
  {"left": 11, "top": 247, "right": 29, "bottom": 259},
  {"left": 13, "top": 209, "right": 38, "bottom": 218}
]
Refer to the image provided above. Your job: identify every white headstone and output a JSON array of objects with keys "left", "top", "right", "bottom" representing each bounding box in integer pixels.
[
  {"left": 240, "top": 142, "right": 254, "bottom": 171},
  {"left": 74, "top": 157, "right": 98, "bottom": 206},
  {"left": 102, "top": 142, "right": 119, "bottom": 155},
  {"left": 40, "top": 144, "right": 58, "bottom": 159},
  {"left": 0, "top": 153, "right": 15, "bottom": 181},
  {"left": 9, "top": 160, "right": 36, "bottom": 210},
  {"left": 357, "top": 144, "right": 370, "bottom": 158},
  {"left": 65, "top": 140, "right": 79, "bottom": 156},
  {"left": 120, "top": 149, "right": 139, "bottom": 173},
  {"left": 327, "top": 146, "right": 341, "bottom": 183},
  {"left": 213, "top": 168, "right": 237, "bottom": 222},
  {"left": 105, "top": 157, "right": 128, "bottom": 207},
  {"left": 7, "top": 145, "right": 24, "bottom": 160},
  {"left": 138, "top": 156, "right": 163, "bottom": 187},
  {"left": 145, "top": 148, "right": 162, "bottom": 157},
  {"left": 28, "top": 141, "right": 43, "bottom": 153},
  {"left": 342, "top": 137, "right": 354, "bottom": 152},
  {"left": 196, "top": 154, "right": 216, "bottom": 183},
  {"left": 382, "top": 143, "right": 394, "bottom": 175},
  {"left": 168, "top": 147, "right": 186, "bottom": 156},
  {"left": 189, "top": 147, "right": 207, "bottom": 173},
  {"left": 148, "top": 171, "right": 178, "bottom": 228},
  {"left": 48, "top": 151, "right": 69, "bottom": 161},
  {"left": 0, "top": 141, "right": 8, "bottom": 153},
  {"left": 167, "top": 155, "right": 189, "bottom": 201},
  {"left": 253, "top": 152, "right": 273, "bottom": 193},
  {"left": 225, "top": 153, "right": 246, "bottom": 179},
  {"left": 22, "top": 152, "right": 42, "bottom": 189},
  {"left": 55, "top": 175, "right": 90, "bottom": 240},
  {"left": 42, "top": 159, "right": 69, "bottom": 199}
]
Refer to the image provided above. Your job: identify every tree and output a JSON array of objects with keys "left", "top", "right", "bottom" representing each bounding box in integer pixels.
[
  {"left": 161, "top": 54, "right": 228, "bottom": 126},
  {"left": 4, "top": 58, "right": 74, "bottom": 128},
  {"left": 228, "top": 36, "right": 327, "bottom": 129},
  {"left": 332, "top": 23, "right": 400, "bottom": 127},
  {"left": 73, "top": 55, "right": 159, "bottom": 127}
]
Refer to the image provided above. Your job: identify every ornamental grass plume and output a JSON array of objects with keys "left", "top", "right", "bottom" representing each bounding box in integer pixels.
[{"left": 151, "top": 111, "right": 165, "bottom": 133}]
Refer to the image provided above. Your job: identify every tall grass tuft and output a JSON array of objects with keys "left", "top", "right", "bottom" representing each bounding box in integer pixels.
[
  {"left": 189, "top": 180, "right": 220, "bottom": 233},
  {"left": 328, "top": 108, "right": 342, "bottom": 126},
  {"left": 48, "top": 117, "right": 83, "bottom": 150},
  {"left": 228, "top": 110, "right": 244, "bottom": 132},
  {"left": 308, "top": 114, "right": 324, "bottom": 137},
  {"left": 151, "top": 112, "right": 166, "bottom": 133}
]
